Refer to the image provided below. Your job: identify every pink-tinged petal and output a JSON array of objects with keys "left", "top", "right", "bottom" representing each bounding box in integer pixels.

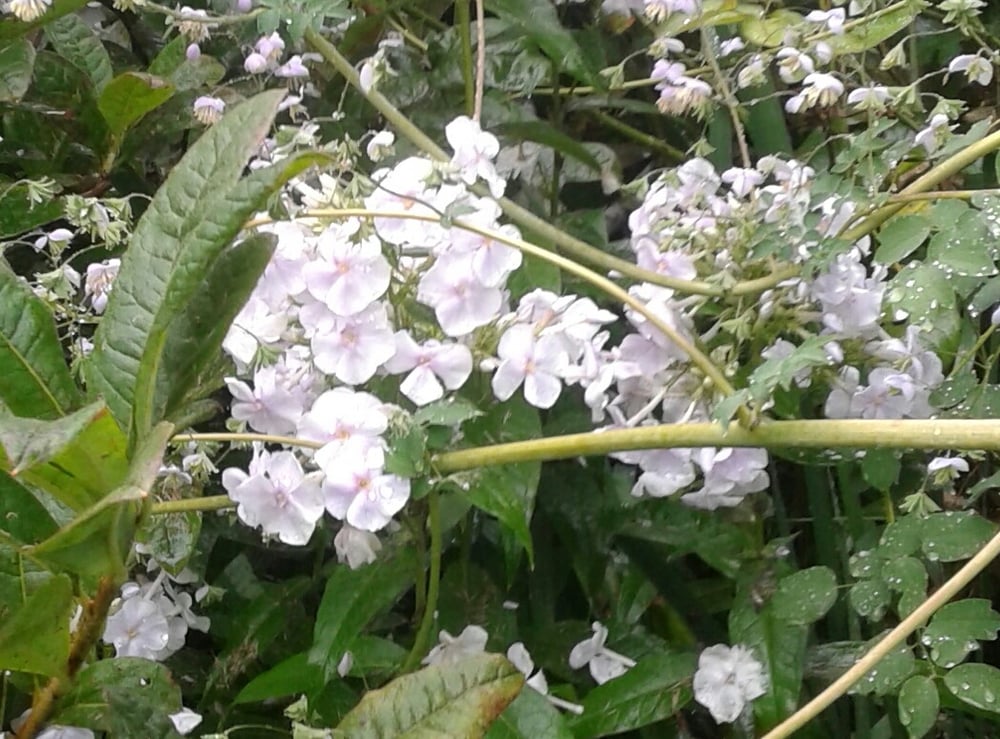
[
  {"left": 383, "top": 330, "right": 424, "bottom": 373},
  {"left": 496, "top": 324, "right": 534, "bottom": 362},
  {"left": 221, "top": 468, "right": 248, "bottom": 494},
  {"left": 491, "top": 361, "right": 525, "bottom": 401},
  {"left": 429, "top": 344, "right": 473, "bottom": 389},
  {"left": 524, "top": 372, "right": 562, "bottom": 409},
  {"left": 401, "top": 366, "right": 444, "bottom": 406}
]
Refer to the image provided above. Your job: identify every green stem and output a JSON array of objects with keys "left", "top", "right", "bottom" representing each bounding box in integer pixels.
[
  {"left": 701, "top": 27, "right": 750, "bottom": 168},
  {"left": 171, "top": 432, "right": 322, "bottom": 449},
  {"left": 590, "top": 109, "right": 685, "bottom": 163},
  {"left": 455, "top": 1, "right": 475, "bottom": 117},
  {"left": 401, "top": 489, "right": 442, "bottom": 673},
  {"left": 431, "top": 418, "right": 1000, "bottom": 473},
  {"left": 151, "top": 495, "right": 234, "bottom": 515}
]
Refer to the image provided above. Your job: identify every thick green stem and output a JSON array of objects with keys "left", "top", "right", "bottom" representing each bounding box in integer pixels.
[
  {"left": 401, "top": 489, "right": 442, "bottom": 673},
  {"left": 432, "top": 418, "right": 1000, "bottom": 473},
  {"left": 455, "top": 1, "right": 474, "bottom": 117},
  {"left": 151, "top": 495, "right": 234, "bottom": 515}
]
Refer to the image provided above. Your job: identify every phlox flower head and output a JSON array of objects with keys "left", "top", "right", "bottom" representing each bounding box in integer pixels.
[
  {"left": 304, "top": 230, "right": 390, "bottom": 316},
  {"left": 417, "top": 252, "right": 504, "bottom": 336},
  {"left": 492, "top": 323, "right": 570, "bottom": 409},
  {"left": 322, "top": 449, "right": 410, "bottom": 532},
  {"left": 222, "top": 449, "right": 325, "bottom": 545},
  {"left": 445, "top": 116, "right": 506, "bottom": 197},
  {"left": 384, "top": 331, "right": 473, "bottom": 406}
]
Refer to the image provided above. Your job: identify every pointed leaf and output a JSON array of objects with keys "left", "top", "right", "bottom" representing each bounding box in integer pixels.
[
  {"left": 0, "top": 38, "right": 35, "bottom": 101},
  {"left": 0, "top": 401, "right": 106, "bottom": 474},
  {"left": 97, "top": 72, "right": 174, "bottom": 136},
  {"left": 156, "top": 232, "right": 276, "bottom": 421},
  {"left": 569, "top": 652, "right": 696, "bottom": 738},
  {"left": 0, "top": 261, "right": 81, "bottom": 418},
  {"left": 0, "top": 187, "right": 62, "bottom": 238},
  {"left": 84, "top": 90, "right": 288, "bottom": 436},
  {"left": 487, "top": 687, "right": 574, "bottom": 739},
  {"left": 309, "top": 554, "right": 413, "bottom": 681},
  {"left": 770, "top": 566, "right": 838, "bottom": 626},
  {"left": 0, "top": 0, "right": 89, "bottom": 41},
  {"left": 45, "top": 13, "right": 113, "bottom": 91},
  {"left": 0, "top": 472, "right": 58, "bottom": 544},
  {"left": 0, "top": 573, "right": 73, "bottom": 676},
  {"left": 333, "top": 653, "right": 523, "bottom": 738}
]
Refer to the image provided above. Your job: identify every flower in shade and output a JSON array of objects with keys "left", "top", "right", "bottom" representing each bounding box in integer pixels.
[
  {"left": 193, "top": 96, "right": 225, "bottom": 125},
  {"left": 693, "top": 644, "right": 767, "bottom": 723},
  {"left": 7, "top": 0, "right": 51, "bottom": 22}
]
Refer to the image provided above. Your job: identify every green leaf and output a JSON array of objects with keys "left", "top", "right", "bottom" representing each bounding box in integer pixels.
[
  {"left": 0, "top": 401, "right": 106, "bottom": 474},
  {"left": 770, "top": 566, "right": 838, "bottom": 626},
  {"left": 921, "top": 511, "right": 997, "bottom": 563},
  {"left": 0, "top": 472, "right": 57, "bottom": 544},
  {"left": 825, "top": 2, "right": 917, "bottom": 54},
  {"left": 0, "top": 260, "right": 81, "bottom": 419},
  {"left": 333, "top": 653, "right": 523, "bottom": 738},
  {"left": 487, "top": 687, "right": 574, "bottom": 739},
  {"left": 495, "top": 120, "right": 600, "bottom": 173},
  {"left": 747, "top": 335, "right": 832, "bottom": 403},
  {"left": 52, "top": 657, "right": 185, "bottom": 737},
  {"left": 458, "top": 396, "right": 542, "bottom": 562},
  {"left": 413, "top": 397, "right": 483, "bottom": 427},
  {"left": 922, "top": 599, "right": 1000, "bottom": 668},
  {"left": 384, "top": 416, "right": 428, "bottom": 479},
  {"left": 25, "top": 422, "right": 173, "bottom": 582},
  {"left": 156, "top": 233, "right": 276, "bottom": 420},
  {"left": 882, "top": 556, "right": 927, "bottom": 618},
  {"left": 569, "top": 652, "right": 696, "bottom": 738},
  {"left": 84, "top": 90, "right": 301, "bottom": 438},
  {"left": 877, "top": 516, "right": 923, "bottom": 559},
  {"left": 0, "top": 0, "right": 89, "bottom": 42},
  {"left": 861, "top": 449, "right": 900, "bottom": 492},
  {"left": 898, "top": 675, "right": 939, "bottom": 738},
  {"left": 0, "top": 573, "right": 72, "bottom": 676},
  {"left": 0, "top": 186, "right": 63, "bottom": 238},
  {"left": 308, "top": 554, "right": 413, "bottom": 681},
  {"left": 849, "top": 579, "right": 891, "bottom": 621},
  {"left": 135, "top": 510, "right": 201, "bottom": 576},
  {"left": 875, "top": 214, "right": 931, "bottom": 265},
  {"left": 0, "top": 38, "right": 35, "bottom": 101},
  {"left": 97, "top": 72, "right": 174, "bottom": 136},
  {"left": 235, "top": 651, "right": 324, "bottom": 704},
  {"left": 927, "top": 214, "right": 998, "bottom": 278},
  {"left": 885, "top": 263, "right": 960, "bottom": 351},
  {"left": 485, "top": 0, "right": 603, "bottom": 87},
  {"left": 44, "top": 13, "right": 113, "bottom": 91},
  {"left": 853, "top": 639, "right": 915, "bottom": 696},
  {"left": 944, "top": 663, "right": 1000, "bottom": 713}
]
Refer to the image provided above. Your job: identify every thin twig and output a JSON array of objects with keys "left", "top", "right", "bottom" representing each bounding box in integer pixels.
[{"left": 473, "top": 0, "right": 485, "bottom": 121}]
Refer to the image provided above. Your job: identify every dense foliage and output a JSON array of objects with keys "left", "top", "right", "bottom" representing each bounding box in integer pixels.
[{"left": 6, "top": 0, "right": 1000, "bottom": 737}]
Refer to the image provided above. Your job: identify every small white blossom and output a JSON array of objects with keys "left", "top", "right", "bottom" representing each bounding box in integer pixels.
[
  {"left": 693, "top": 644, "right": 768, "bottom": 723},
  {"left": 422, "top": 625, "right": 488, "bottom": 665},
  {"left": 948, "top": 53, "right": 994, "bottom": 86},
  {"left": 569, "top": 622, "right": 636, "bottom": 684}
]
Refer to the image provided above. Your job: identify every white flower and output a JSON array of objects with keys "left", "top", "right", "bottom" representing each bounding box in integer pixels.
[
  {"left": 775, "top": 48, "right": 814, "bottom": 84},
  {"left": 298, "top": 388, "right": 389, "bottom": 467},
  {"left": 168, "top": 709, "right": 202, "bottom": 736},
  {"left": 310, "top": 302, "right": 396, "bottom": 384},
  {"left": 84, "top": 258, "right": 120, "bottom": 313},
  {"left": 847, "top": 86, "right": 891, "bottom": 112},
  {"left": 103, "top": 597, "right": 170, "bottom": 659},
  {"left": 492, "top": 323, "right": 569, "bottom": 409},
  {"left": 568, "top": 622, "right": 636, "bottom": 684},
  {"left": 445, "top": 115, "right": 506, "bottom": 197},
  {"left": 692, "top": 644, "right": 767, "bottom": 723},
  {"left": 193, "top": 96, "right": 225, "bottom": 125},
  {"left": 6, "top": 0, "right": 51, "bottom": 22},
  {"left": 417, "top": 252, "right": 504, "bottom": 336},
  {"left": 805, "top": 8, "right": 845, "bottom": 34},
  {"left": 948, "top": 53, "right": 994, "bottom": 85},
  {"left": 914, "top": 113, "right": 955, "bottom": 154},
  {"left": 366, "top": 130, "right": 395, "bottom": 161},
  {"left": 928, "top": 456, "right": 969, "bottom": 474},
  {"left": 507, "top": 642, "right": 584, "bottom": 714},
  {"left": 304, "top": 232, "right": 390, "bottom": 316},
  {"left": 226, "top": 365, "right": 306, "bottom": 435},
  {"left": 785, "top": 73, "right": 844, "bottom": 114},
  {"left": 222, "top": 449, "right": 325, "bottom": 545},
  {"left": 383, "top": 332, "right": 473, "bottom": 406},
  {"left": 422, "top": 625, "right": 488, "bottom": 665},
  {"left": 322, "top": 451, "right": 410, "bottom": 532},
  {"left": 334, "top": 524, "right": 382, "bottom": 568}
]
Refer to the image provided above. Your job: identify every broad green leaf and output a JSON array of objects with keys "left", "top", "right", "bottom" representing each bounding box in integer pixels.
[
  {"left": 0, "top": 38, "right": 34, "bottom": 101},
  {"left": 84, "top": 90, "right": 294, "bottom": 438},
  {"left": 333, "top": 653, "right": 523, "bottom": 738},
  {"left": 413, "top": 397, "right": 483, "bottom": 427},
  {"left": 861, "top": 449, "right": 900, "bottom": 492},
  {"left": 741, "top": 9, "right": 802, "bottom": 47},
  {"left": 308, "top": 554, "right": 414, "bottom": 681},
  {"left": 0, "top": 261, "right": 81, "bottom": 419},
  {"left": 98, "top": 72, "right": 174, "bottom": 136},
  {"left": 898, "top": 675, "right": 939, "bottom": 738},
  {"left": 485, "top": 0, "right": 603, "bottom": 87},
  {"left": 0, "top": 472, "right": 57, "bottom": 543},
  {"left": 944, "top": 663, "right": 1000, "bottom": 713},
  {"left": 156, "top": 232, "right": 276, "bottom": 420},
  {"left": 657, "top": 0, "right": 762, "bottom": 35},
  {"left": 569, "top": 652, "right": 696, "bottom": 737},
  {"left": 0, "top": 186, "right": 62, "bottom": 238},
  {"left": 44, "top": 13, "right": 113, "bottom": 91},
  {"left": 383, "top": 416, "right": 428, "bottom": 479},
  {"left": 877, "top": 516, "right": 923, "bottom": 559},
  {"left": 25, "top": 422, "right": 173, "bottom": 582},
  {"left": 849, "top": 579, "right": 891, "bottom": 621},
  {"left": 0, "top": 573, "right": 72, "bottom": 676},
  {"left": 875, "top": 214, "right": 931, "bottom": 265},
  {"left": 51, "top": 657, "right": 185, "bottom": 737},
  {"left": 235, "top": 651, "right": 324, "bottom": 704},
  {"left": 885, "top": 263, "right": 960, "bottom": 351},
  {"left": 921, "top": 511, "right": 997, "bottom": 563},
  {"left": 343, "top": 635, "right": 409, "bottom": 678},
  {"left": 458, "top": 396, "right": 541, "bottom": 562},
  {"left": 15, "top": 412, "right": 127, "bottom": 513},
  {"left": 770, "top": 566, "right": 838, "bottom": 626},
  {"left": 826, "top": 2, "right": 917, "bottom": 54},
  {"left": 0, "top": 401, "right": 106, "bottom": 474},
  {"left": 927, "top": 216, "right": 998, "bottom": 278},
  {"left": 0, "top": 0, "right": 89, "bottom": 41},
  {"left": 487, "top": 687, "right": 574, "bottom": 739},
  {"left": 922, "top": 599, "right": 1000, "bottom": 668},
  {"left": 882, "top": 556, "right": 927, "bottom": 618}
]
